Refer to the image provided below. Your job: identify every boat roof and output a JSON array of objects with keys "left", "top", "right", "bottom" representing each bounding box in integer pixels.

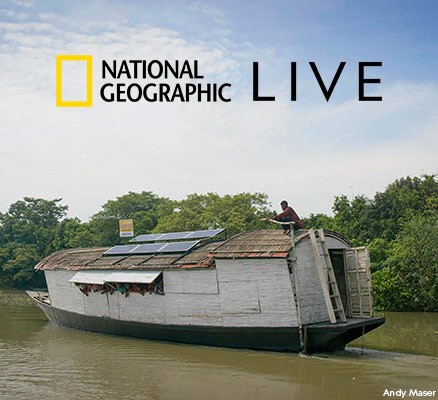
[{"left": 35, "top": 229, "right": 350, "bottom": 271}]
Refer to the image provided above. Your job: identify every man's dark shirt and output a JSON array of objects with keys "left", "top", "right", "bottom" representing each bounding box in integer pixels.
[{"left": 275, "top": 206, "right": 304, "bottom": 229}]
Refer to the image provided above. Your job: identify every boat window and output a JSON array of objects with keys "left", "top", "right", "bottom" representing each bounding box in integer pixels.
[{"left": 70, "top": 271, "right": 164, "bottom": 297}]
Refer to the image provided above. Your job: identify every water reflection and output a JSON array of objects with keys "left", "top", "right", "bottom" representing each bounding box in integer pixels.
[
  {"left": 1, "top": 291, "right": 437, "bottom": 400},
  {"left": 350, "top": 312, "right": 438, "bottom": 356}
]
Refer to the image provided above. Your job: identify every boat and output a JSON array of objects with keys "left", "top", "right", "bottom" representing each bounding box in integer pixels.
[{"left": 27, "top": 227, "right": 384, "bottom": 353}]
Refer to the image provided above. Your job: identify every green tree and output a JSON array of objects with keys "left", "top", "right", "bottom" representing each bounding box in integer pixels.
[
  {"left": 0, "top": 197, "right": 67, "bottom": 253},
  {"left": 53, "top": 218, "right": 100, "bottom": 249},
  {"left": 373, "top": 175, "right": 438, "bottom": 241},
  {"left": 371, "top": 265, "right": 414, "bottom": 311},
  {"left": 393, "top": 213, "right": 438, "bottom": 311},
  {"left": 303, "top": 213, "right": 334, "bottom": 230},
  {"left": 368, "top": 237, "right": 394, "bottom": 272},
  {"left": 154, "top": 192, "right": 274, "bottom": 237},
  {"left": 0, "top": 243, "right": 41, "bottom": 288},
  {"left": 371, "top": 210, "right": 438, "bottom": 311},
  {"left": 89, "top": 191, "right": 171, "bottom": 246},
  {"left": 331, "top": 194, "right": 375, "bottom": 245},
  {"left": 0, "top": 197, "right": 68, "bottom": 288}
]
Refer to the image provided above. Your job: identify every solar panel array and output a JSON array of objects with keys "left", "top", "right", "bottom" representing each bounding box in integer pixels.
[
  {"left": 129, "top": 228, "right": 225, "bottom": 243},
  {"left": 103, "top": 240, "right": 200, "bottom": 256},
  {"left": 132, "top": 243, "right": 166, "bottom": 254},
  {"left": 160, "top": 241, "right": 200, "bottom": 253},
  {"left": 104, "top": 245, "right": 139, "bottom": 256}
]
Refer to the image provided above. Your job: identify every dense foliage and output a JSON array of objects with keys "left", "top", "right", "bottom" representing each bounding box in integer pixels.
[
  {"left": 0, "top": 175, "right": 436, "bottom": 311},
  {"left": 303, "top": 175, "right": 438, "bottom": 311},
  {"left": 0, "top": 198, "right": 67, "bottom": 288},
  {"left": 153, "top": 192, "right": 272, "bottom": 237}
]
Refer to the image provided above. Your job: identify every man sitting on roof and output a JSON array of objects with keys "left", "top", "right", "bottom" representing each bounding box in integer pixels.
[{"left": 274, "top": 200, "right": 304, "bottom": 235}]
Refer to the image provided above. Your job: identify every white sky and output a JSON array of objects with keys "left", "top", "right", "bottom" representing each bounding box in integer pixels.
[{"left": 1, "top": 0, "right": 437, "bottom": 221}]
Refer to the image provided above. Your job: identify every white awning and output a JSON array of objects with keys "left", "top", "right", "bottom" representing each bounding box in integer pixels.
[
  {"left": 69, "top": 270, "right": 162, "bottom": 285},
  {"left": 69, "top": 271, "right": 112, "bottom": 285},
  {"left": 104, "top": 271, "right": 162, "bottom": 284}
]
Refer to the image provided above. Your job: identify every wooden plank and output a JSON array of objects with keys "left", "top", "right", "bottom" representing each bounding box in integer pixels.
[
  {"left": 318, "top": 229, "right": 346, "bottom": 322},
  {"left": 308, "top": 229, "right": 336, "bottom": 323}
]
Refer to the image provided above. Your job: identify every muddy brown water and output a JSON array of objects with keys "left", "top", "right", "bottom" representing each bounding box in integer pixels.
[{"left": 0, "top": 290, "right": 436, "bottom": 400}]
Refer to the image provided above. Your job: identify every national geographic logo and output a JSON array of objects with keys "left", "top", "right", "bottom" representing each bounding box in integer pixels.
[
  {"left": 55, "top": 54, "right": 231, "bottom": 107},
  {"left": 56, "top": 54, "right": 382, "bottom": 107}
]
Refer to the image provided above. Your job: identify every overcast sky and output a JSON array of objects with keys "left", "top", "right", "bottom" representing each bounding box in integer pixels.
[{"left": 1, "top": 0, "right": 437, "bottom": 221}]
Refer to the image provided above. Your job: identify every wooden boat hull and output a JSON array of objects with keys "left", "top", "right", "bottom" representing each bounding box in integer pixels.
[{"left": 28, "top": 291, "right": 384, "bottom": 353}]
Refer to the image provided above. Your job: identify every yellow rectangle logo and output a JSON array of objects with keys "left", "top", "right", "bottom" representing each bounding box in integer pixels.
[{"left": 56, "top": 55, "right": 92, "bottom": 107}]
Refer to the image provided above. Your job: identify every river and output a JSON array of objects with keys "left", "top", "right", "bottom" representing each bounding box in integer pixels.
[{"left": 0, "top": 290, "right": 436, "bottom": 400}]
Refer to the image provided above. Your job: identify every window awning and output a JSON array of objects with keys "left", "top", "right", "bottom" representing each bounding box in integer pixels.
[
  {"left": 104, "top": 271, "right": 162, "bottom": 284},
  {"left": 69, "top": 271, "right": 162, "bottom": 285},
  {"left": 69, "top": 271, "right": 112, "bottom": 285}
]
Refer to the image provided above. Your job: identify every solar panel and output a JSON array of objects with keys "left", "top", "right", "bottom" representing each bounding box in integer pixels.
[
  {"left": 129, "top": 243, "right": 167, "bottom": 254},
  {"left": 160, "top": 240, "right": 200, "bottom": 253},
  {"left": 104, "top": 240, "right": 200, "bottom": 256},
  {"left": 130, "top": 228, "right": 225, "bottom": 243},
  {"left": 129, "top": 232, "right": 189, "bottom": 242},
  {"left": 103, "top": 245, "right": 139, "bottom": 256},
  {"left": 161, "top": 232, "right": 192, "bottom": 240},
  {"left": 185, "top": 229, "right": 225, "bottom": 239},
  {"left": 130, "top": 233, "right": 165, "bottom": 242}
]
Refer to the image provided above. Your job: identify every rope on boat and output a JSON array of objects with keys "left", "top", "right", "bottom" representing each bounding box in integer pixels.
[{"left": 361, "top": 322, "right": 366, "bottom": 355}]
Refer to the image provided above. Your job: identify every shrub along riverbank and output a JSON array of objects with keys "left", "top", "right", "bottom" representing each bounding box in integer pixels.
[{"left": 0, "top": 175, "right": 436, "bottom": 312}]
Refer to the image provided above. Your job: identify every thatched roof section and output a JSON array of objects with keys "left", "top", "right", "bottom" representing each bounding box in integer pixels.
[
  {"left": 35, "top": 241, "right": 221, "bottom": 271},
  {"left": 212, "top": 229, "right": 308, "bottom": 258},
  {"left": 35, "top": 229, "right": 350, "bottom": 271}
]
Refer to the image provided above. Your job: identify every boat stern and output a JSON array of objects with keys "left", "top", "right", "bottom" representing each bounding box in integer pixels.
[{"left": 304, "top": 317, "right": 385, "bottom": 353}]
